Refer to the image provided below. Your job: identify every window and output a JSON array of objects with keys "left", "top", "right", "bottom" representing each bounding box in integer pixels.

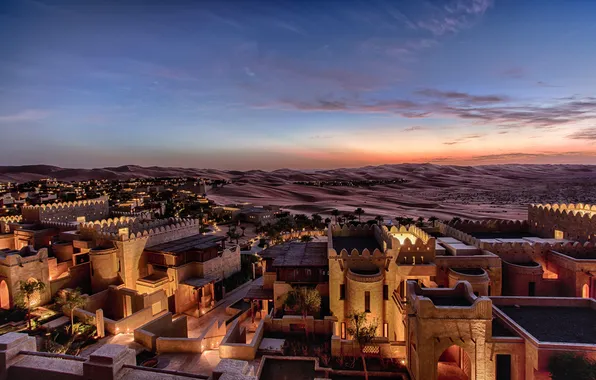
[
  {"left": 383, "top": 323, "right": 388, "bottom": 338},
  {"left": 339, "top": 284, "right": 345, "bottom": 300},
  {"left": 528, "top": 282, "right": 536, "bottom": 296},
  {"left": 383, "top": 285, "right": 388, "bottom": 300},
  {"left": 341, "top": 322, "right": 346, "bottom": 339},
  {"left": 365, "top": 291, "right": 370, "bottom": 312}
]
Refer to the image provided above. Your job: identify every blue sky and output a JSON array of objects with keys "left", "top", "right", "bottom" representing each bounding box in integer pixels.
[{"left": 1, "top": 0, "right": 596, "bottom": 169}]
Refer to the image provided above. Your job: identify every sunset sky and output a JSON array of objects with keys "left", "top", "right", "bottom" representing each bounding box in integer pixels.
[{"left": 1, "top": 0, "right": 596, "bottom": 169}]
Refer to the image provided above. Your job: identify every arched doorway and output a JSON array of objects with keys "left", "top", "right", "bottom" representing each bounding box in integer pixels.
[
  {"left": 582, "top": 283, "right": 590, "bottom": 298},
  {"left": 0, "top": 281, "right": 9, "bottom": 309},
  {"left": 437, "top": 345, "right": 471, "bottom": 380}
]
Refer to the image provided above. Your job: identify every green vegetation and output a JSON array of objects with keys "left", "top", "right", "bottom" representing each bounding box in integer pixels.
[
  {"left": 280, "top": 287, "right": 321, "bottom": 319},
  {"left": 347, "top": 310, "right": 379, "bottom": 380},
  {"left": 55, "top": 288, "right": 87, "bottom": 333},
  {"left": 43, "top": 322, "right": 97, "bottom": 355},
  {"left": 548, "top": 352, "right": 596, "bottom": 380},
  {"left": 18, "top": 279, "right": 46, "bottom": 330}
]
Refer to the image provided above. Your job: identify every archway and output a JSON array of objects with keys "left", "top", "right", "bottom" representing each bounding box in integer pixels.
[
  {"left": 0, "top": 281, "right": 9, "bottom": 309},
  {"left": 582, "top": 283, "right": 590, "bottom": 298},
  {"left": 437, "top": 345, "right": 471, "bottom": 380}
]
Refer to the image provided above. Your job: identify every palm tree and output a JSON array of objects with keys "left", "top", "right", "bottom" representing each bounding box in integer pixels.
[
  {"left": 428, "top": 216, "right": 439, "bottom": 227},
  {"left": 56, "top": 288, "right": 87, "bottom": 335},
  {"left": 354, "top": 208, "right": 365, "bottom": 222},
  {"left": 331, "top": 209, "right": 340, "bottom": 224},
  {"left": 394, "top": 216, "right": 404, "bottom": 226},
  {"left": 19, "top": 279, "right": 46, "bottom": 330},
  {"left": 416, "top": 216, "right": 425, "bottom": 227},
  {"left": 347, "top": 310, "right": 378, "bottom": 380},
  {"left": 226, "top": 226, "right": 241, "bottom": 245},
  {"left": 311, "top": 213, "right": 323, "bottom": 228},
  {"left": 451, "top": 216, "right": 462, "bottom": 225},
  {"left": 403, "top": 217, "right": 415, "bottom": 227},
  {"left": 374, "top": 215, "right": 384, "bottom": 225}
]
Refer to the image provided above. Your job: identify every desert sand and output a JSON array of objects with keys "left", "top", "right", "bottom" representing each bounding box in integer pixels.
[{"left": 3, "top": 163, "right": 596, "bottom": 221}]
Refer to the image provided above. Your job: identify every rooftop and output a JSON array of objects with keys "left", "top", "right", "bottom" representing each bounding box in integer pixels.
[
  {"left": 499, "top": 305, "right": 596, "bottom": 344},
  {"left": 267, "top": 242, "right": 328, "bottom": 268},
  {"left": 332, "top": 236, "right": 381, "bottom": 253},
  {"left": 146, "top": 234, "right": 225, "bottom": 253}
]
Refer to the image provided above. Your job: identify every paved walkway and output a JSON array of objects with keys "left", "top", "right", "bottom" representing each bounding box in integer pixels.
[
  {"left": 185, "top": 276, "right": 262, "bottom": 338},
  {"left": 80, "top": 333, "right": 145, "bottom": 358}
]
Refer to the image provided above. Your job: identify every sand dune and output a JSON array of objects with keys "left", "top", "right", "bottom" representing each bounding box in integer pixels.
[{"left": 2, "top": 164, "right": 596, "bottom": 221}]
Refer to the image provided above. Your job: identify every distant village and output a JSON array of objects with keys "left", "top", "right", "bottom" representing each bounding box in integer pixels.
[{"left": 0, "top": 176, "right": 595, "bottom": 380}]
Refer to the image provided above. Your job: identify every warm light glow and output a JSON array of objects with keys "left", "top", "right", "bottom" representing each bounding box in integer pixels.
[{"left": 390, "top": 232, "right": 417, "bottom": 244}]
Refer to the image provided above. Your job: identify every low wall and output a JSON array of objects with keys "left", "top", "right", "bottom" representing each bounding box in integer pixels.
[
  {"left": 157, "top": 318, "right": 227, "bottom": 354},
  {"left": 264, "top": 315, "right": 335, "bottom": 336},
  {"left": 134, "top": 312, "right": 188, "bottom": 352},
  {"left": 330, "top": 336, "right": 406, "bottom": 358},
  {"left": 0, "top": 332, "right": 205, "bottom": 380},
  {"left": 105, "top": 306, "right": 158, "bottom": 335},
  {"left": 219, "top": 318, "right": 265, "bottom": 360}
]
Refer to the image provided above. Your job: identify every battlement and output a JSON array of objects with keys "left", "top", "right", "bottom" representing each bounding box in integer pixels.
[
  {"left": 530, "top": 203, "right": 596, "bottom": 218},
  {"left": 22, "top": 196, "right": 110, "bottom": 223},
  {"left": 530, "top": 203, "right": 596, "bottom": 212},
  {"left": 21, "top": 195, "right": 108, "bottom": 211},
  {"left": 447, "top": 218, "right": 528, "bottom": 233},
  {"left": 94, "top": 218, "right": 201, "bottom": 245},
  {"left": 0, "top": 247, "right": 48, "bottom": 267},
  {"left": 0, "top": 215, "right": 22, "bottom": 223}
]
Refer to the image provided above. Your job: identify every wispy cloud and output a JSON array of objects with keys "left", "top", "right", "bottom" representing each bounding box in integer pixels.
[
  {"left": 415, "top": 88, "right": 507, "bottom": 103},
  {"left": 416, "top": 0, "right": 493, "bottom": 35},
  {"left": 403, "top": 126, "right": 427, "bottom": 132},
  {"left": 265, "top": 91, "right": 596, "bottom": 131},
  {"left": 567, "top": 127, "right": 596, "bottom": 140},
  {"left": 0, "top": 109, "right": 50, "bottom": 123},
  {"left": 500, "top": 67, "right": 526, "bottom": 79},
  {"left": 443, "top": 133, "right": 485, "bottom": 145}
]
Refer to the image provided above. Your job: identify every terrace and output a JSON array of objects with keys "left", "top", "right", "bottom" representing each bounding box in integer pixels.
[{"left": 332, "top": 236, "right": 381, "bottom": 253}]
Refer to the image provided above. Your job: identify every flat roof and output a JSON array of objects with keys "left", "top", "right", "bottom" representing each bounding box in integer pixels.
[
  {"left": 183, "top": 277, "right": 214, "bottom": 288},
  {"left": 332, "top": 236, "right": 381, "bottom": 253},
  {"left": 499, "top": 305, "right": 596, "bottom": 344},
  {"left": 266, "top": 242, "right": 328, "bottom": 268},
  {"left": 146, "top": 234, "right": 225, "bottom": 253},
  {"left": 137, "top": 272, "right": 168, "bottom": 284}
]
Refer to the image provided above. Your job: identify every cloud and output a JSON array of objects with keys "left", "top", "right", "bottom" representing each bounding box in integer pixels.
[
  {"left": 500, "top": 67, "right": 526, "bottom": 79},
  {"left": 415, "top": 88, "right": 507, "bottom": 103},
  {"left": 403, "top": 126, "right": 427, "bottom": 132},
  {"left": 416, "top": 0, "right": 493, "bottom": 35},
  {"left": 0, "top": 109, "right": 50, "bottom": 123},
  {"left": 264, "top": 93, "right": 596, "bottom": 130},
  {"left": 567, "top": 127, "right": 596, "bottom": 140},
  {"left": 443, "top": 133, "right": 485, "bottom": 145}
]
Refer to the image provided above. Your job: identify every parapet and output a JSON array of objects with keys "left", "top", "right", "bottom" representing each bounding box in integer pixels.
[
  {"left": 529, "top": 203, "right": 596, "bottom": 218},
  {"left": 0, "top": 247, "right": 48, "bottom": 267},
  {"left": 22, "top": 195, "right": 109, "bottom": 212},
  {"left": 406, "top": 280, "right": 493, "bottom": 320}
]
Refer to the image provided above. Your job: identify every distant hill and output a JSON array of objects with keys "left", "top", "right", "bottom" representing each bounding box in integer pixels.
[{"left": 2, "top": 163, "right": 596, "bottom": 221}]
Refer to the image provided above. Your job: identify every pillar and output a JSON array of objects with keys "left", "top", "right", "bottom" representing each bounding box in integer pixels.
[
  {"left": 96, "top": 309, "right": 105, "bottom": 338},
  {"left": 83, "top": 344, "right": 135, "bottom": 380}
]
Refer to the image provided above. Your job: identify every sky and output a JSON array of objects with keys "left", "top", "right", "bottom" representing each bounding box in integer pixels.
[{"left": 1, "top": 0, "right": 596, "bottom": 170}]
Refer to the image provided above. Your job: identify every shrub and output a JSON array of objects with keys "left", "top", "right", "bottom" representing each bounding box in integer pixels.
[{"left": 548, "top": 352, "right": 596, "bottom": 380}]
